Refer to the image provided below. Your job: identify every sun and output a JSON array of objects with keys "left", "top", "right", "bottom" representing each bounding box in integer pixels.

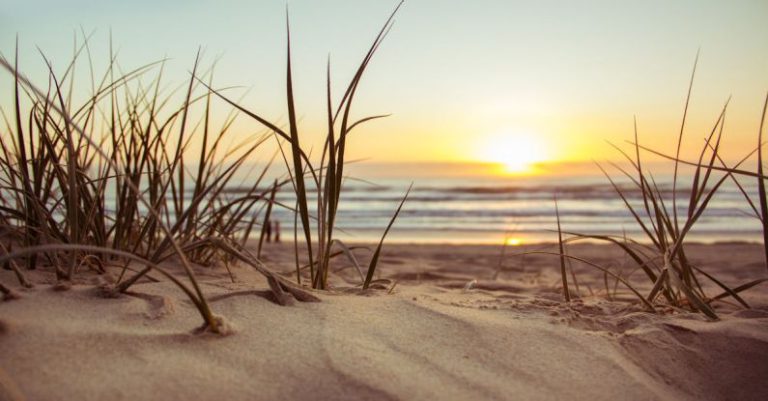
[{"left": 482, "top": 132, "right": 548, "bottom": 174}]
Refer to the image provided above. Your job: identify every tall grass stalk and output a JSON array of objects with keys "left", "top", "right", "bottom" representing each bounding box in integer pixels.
[
  {"left": 0, "top": 4, "right": 409, "bottom": 335},
  {"left": 0, "top": 40, "right": 290, "bottom": 332},
  {"left": 554, "top": 196, "right": 570, "bottom": 302},
  {"left": 203, "top": 1, "right": 406, "bottom": 290},
  {"left": 522, "top": 73, "right": 768, "bottom": 318}
]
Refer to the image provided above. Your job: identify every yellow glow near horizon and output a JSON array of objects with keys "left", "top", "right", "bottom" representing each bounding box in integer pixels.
[
  {"left": 505, "top": 237, "right": 523, "bottom": 246},
  {"left": 480, "top": 132, "right": 549, "bottom": 175}
]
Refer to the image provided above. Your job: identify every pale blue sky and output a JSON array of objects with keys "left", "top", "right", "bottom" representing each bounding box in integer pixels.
[{"left": 1, "top": 0, "right": 767, "bottom": 164}]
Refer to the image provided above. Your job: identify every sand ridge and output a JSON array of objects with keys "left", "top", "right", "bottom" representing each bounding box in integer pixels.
[{"left": 1, "top": 243, "right": 767, "bottom": 401}]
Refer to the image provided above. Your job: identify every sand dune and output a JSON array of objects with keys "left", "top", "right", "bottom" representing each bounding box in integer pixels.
[{"left": 1, "top": 243, "right": 767, "bottom": 401}]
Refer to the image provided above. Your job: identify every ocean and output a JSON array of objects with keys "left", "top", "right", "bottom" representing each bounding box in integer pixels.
[{"left": 253, "top": 164, "right": 765, "bottom": 245}]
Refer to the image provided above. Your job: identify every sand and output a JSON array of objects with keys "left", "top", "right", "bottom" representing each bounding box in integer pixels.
[{"left": 1, "top": 242, "right": 767, "bottom": 401}]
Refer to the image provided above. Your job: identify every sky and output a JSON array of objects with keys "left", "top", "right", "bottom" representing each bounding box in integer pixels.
[{"left": 1, "top": 0, "right": 767, "bottom": 175}]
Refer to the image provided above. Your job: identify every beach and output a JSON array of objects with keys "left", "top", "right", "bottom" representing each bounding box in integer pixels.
[
  {"left": 3, "top": 2, "right": 768, "bottom": 400},
  {"left": 2, "top": 241, "right": 767, "bottom": 401}
]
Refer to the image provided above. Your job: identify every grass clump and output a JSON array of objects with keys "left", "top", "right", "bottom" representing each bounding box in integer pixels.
[
  {"left": 0, "top": 3, "right": 408, "bottom": 331},
  {"left": 205, "top": 1, "right": 408, "bottom": 290},
  {"left": 0, "top": 41, "right": 271, "bottom": 333},
  {"left": 517, "top": 60, "right": 768, "bottom": 318}
]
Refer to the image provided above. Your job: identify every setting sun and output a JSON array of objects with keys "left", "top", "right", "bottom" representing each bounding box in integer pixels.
[{"left": 481, "top": 132, "right": 548, "bottom": 174}]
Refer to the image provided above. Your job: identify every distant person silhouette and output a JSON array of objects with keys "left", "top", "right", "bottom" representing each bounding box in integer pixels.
[
  {"left": 265, "top": 219, "right": 272, "bottom": 242},
  {"left": 274, "top": 221, "right": 281, "bottom": 243}
]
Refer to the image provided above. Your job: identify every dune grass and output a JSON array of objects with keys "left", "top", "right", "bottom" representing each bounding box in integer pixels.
[
  {"left": 0, "top": 41, "right": 280, "bottom": 332},
  {"left": 203, "top": 1, "right": 406, "bottom": 290},
  {"left": 0, "top": 3, "right": 408, "bottom": 332},
  {"left": 512, "top": 64, "right": 768, "bottom": 318}
]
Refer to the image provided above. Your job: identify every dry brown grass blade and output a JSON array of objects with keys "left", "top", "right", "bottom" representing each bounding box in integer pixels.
[
  {"left": 665, "top": 254, "right": 718, "bottom": 320},
  {"left": 283, "top": 14, "right": 316, "bottom": 286},
  {"left": 709, "top": 277, "right": 768, "bottom": 303},
  {"left": 596, "top": 163, "right": 661, "bottom": 248},
  {"left": 646, "top": 268, "right": 668, "bottom": 303},
  {"left": 363, "top": 183, "right": 411, "bottom": 290},
  {"left": 266, "top": 274, "right": 293, "bottom": 306},
  {"left": 0, "top": 243, "right": 204, "bottom": 308},
  {"left": 0, "top": 281, "right": 20, "bottom": 301},
  {"left": 0, "top": 56, "right": 223, "bottom": 333},
  {"left": 516, "top": 251, "right": 656, "bottom": 312},
  {"left": 199, "top": 237, "right": 319, "bottom": 303},
  {"left": 756, "top": 92, "right": 768, "bottom": 271},
  {"left": 330, "top": 239, "right": 365, "bottom": 284},
  {"left": 672, "top": 51, "right": 700, "bottom": 236},
  {"left": 559, "top": 232, "right": 673, "bottom": 303},
  {"left": 554, "top": 196, "right": 570, "bottom": 302},
  {"left": 690, "top": 265, "right": 750, "bottom": 309},
  {"left": 0, "top": 243, "right": 32, "bottom": 288}
]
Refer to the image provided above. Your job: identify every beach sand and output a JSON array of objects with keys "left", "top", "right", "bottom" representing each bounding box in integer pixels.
[{"left": 1, "top": 242, "right": 767, "bottom": 401}]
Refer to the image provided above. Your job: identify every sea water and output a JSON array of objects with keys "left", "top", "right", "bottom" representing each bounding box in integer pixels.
[{"left": 248, "top": 167, "right": 764, "bottom": 245}]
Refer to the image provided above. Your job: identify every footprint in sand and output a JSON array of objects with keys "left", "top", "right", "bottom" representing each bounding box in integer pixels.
[{"left": 125, "top": 292, "right": 176, "bottom": 320}]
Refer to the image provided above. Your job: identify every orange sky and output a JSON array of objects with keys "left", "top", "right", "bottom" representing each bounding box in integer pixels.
[{"left": 2, "top": 1, "right": 767, "bottom": 175}]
